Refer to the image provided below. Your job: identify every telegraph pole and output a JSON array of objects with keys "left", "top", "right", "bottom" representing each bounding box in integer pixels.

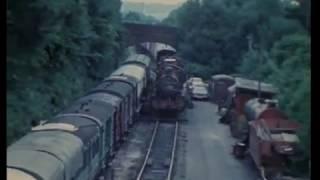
[
  {"left": 247, "top": 34, "right": 261, "bottom": 98},
  {"left": 258, "top": 46, "right": 263, "bottom": 99},
  {"left": 258, "top": 50, "right": 262, "bottom": 99}
]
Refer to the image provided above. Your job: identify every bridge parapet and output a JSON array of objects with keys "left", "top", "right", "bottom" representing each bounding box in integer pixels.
[{"left": 123, "top": 22, "right": 178, "bottom": 48}]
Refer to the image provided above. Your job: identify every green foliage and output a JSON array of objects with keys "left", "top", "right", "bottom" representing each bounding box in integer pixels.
[
  {"left": 7, "top": 0, "right": 123, "bottom": 146},
  {"left": 122, "top": 11, "right": 159, "bottom": 24},
  {"left": 269, "top": 34, "right": 310, "bottom": 176},
  {"left": 239, "top": 33, "right": 310, "bottom": 176}
]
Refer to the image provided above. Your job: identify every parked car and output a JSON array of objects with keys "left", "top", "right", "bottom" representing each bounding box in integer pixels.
[
  {"left": 187, "top": 77, "right": 208, "bottom": 89},
  {"left": 192, "top": 86, "right": 209, "bottom": 100},
  {"left": 188, "top": 77, "right": 203, "bottom": 83}
]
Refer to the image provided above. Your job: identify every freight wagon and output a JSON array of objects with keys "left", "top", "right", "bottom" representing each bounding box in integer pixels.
[
  {"left": 220, "top": 77, "right": 278, "bottom": 138},
  {"left": 7, "top": 53, "right": 153, "bottom": 180},
  {"left": 208, "top": 74, "right": 235, "bottom": 111},
  {"left": 233, "top": 98, "right": 301, "bottom": 179}
]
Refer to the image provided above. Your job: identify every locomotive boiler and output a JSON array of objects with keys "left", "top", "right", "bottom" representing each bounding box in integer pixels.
[{"left": 151, "top": 55, "right": 187, "bottom": 113}]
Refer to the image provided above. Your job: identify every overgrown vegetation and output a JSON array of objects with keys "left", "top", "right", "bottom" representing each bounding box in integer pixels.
[
  {"left": 163, "top": 0, "right": 310, "bottom": 176},
  {"left": 7, "top": 0, "right": 124, "bottom": 146}
]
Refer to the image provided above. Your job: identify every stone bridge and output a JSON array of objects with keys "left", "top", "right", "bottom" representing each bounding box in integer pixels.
[{"left": 123, "top": 22, "right": 179, "bottom": 49}]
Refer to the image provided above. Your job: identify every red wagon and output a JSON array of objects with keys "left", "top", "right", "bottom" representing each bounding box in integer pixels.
[
  {"left": 248, "top": 118, "right": 300, "bottom": 178},
  {"left": 225, "top": 78, "right": 278, "bottom": 138}
]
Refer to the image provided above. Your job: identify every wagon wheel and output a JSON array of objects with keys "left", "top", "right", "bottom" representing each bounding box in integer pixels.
[
  {"left": 233, "top": 142, "right": 246, "bottom": 159},
  {"left": 260, "top": 167, "right": 283, "bottom": 180}
]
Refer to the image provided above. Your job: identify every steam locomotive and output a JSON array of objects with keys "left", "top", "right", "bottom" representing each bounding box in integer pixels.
[{"left": 150, "top": 44, "right": 187, "bottom": 114}]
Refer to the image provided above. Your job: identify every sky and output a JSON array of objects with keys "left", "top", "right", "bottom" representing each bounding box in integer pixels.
[{"left": 122, "top": 0, "right": 186, "bottom": 5}]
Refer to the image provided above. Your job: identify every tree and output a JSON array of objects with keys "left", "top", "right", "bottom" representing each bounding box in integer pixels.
[{"left": 7, "top": 0, "right": 123, "bottom": 146}]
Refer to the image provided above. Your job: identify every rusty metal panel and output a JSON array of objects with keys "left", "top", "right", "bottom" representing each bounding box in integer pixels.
[
  {"left": 249, "top": 124, "right": 261, "bottom": 167},
  {"left": 234, "top": 94, "right": 253, "bottom": 115},
  {"left": 244, "top": 98, "right": 271, "bottom": 121}
]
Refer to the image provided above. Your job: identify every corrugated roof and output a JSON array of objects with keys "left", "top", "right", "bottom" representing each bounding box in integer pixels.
[{"left": 233, "top": 77, "right": 278, "bottom": 94}]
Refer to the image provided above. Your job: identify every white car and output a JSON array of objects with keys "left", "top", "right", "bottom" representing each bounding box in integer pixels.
[
  {"left": 192, "top": 81, "right": 207, "bottom": 87},
  {"left": 188, "top": 77, "right": 203, "bottom": 82},
  {"left": 192, "top": 86, "right": 209, "bottom": 100},
  {"left": 187, "top": 77, "right": 208, "bottom": 89}
]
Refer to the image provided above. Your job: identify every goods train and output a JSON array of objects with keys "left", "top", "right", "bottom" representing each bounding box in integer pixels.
[
  {"left": 7, "top": 44, "right": 174, "bottom": 179},
  {"left": 7, "top": 43, "right": 187, "bottom": 180},
  {"left": 218, "top": 77, "right": 278, "bottom": 133},
  {"left": 210, "top": 76, "right": 301, "bottom": 178}
]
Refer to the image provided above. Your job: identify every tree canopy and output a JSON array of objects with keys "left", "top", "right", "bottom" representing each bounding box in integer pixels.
[{"left": 7, "top": 0, "right": 124, "bottom": 146}]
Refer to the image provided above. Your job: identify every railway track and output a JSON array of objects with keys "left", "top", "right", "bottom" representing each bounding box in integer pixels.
[{"left": 136, "top": 121, "right": 178, "bottom": 180}]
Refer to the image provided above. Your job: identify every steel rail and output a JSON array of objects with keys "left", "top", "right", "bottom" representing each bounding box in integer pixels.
[
  {"left": 167, "top": 121, "right": 179, "bottom": 180},
  {"left": 136, "top": 121, "right": 159, "bottom": 180}
]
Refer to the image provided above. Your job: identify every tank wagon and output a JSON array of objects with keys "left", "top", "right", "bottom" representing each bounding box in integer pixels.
[
  {"left": 7, "top": 53, "right": 153, "bottom": 180},
  {"left": 233, "top": 98, "right": 300, "bottom": 179}
]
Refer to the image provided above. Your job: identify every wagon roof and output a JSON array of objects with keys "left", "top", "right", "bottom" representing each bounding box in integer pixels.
[
  {"left": 105, "top": 75, "right": 138, "bottom": 87},
  {"left": 7, "top": 168, "right": 37, "bottom": 180},
  {"left": 7, "top": 149, "right": 64, "bottom": 180},
  {"left": 91, "top": 81, "right": 133, "bottom": 98},
  {"left": 211, "top": 74, "right": 234, "bottom": 81},
  {"left": 8, "top": 130, "right": 84, "bottom": 179},
  {"left": 232, "top": 77, "right": 278, "bottom": 94},
  {"left": 112, "top": 64, "right": 145, "bottom": 81},
  {"left": 82, "top": 92, "right": 121, "bottom": 108},
  {"left": 123, "top": 54, "right": 151, "bottom": 67},
  {"left": 61, "top": 98, "right": 114, "bottom": 124},
  {"left": 50, "top": 115, "right": 99, "bottom": 144}
]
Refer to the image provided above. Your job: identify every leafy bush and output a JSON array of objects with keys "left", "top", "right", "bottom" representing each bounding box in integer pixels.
[{"left": 7, "top": 0, "right": 123, "bottom": 146}]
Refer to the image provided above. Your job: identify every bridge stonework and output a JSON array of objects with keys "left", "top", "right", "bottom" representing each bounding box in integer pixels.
[{"left": 123, "top": 22, "right": 178, "bottom": 48}]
